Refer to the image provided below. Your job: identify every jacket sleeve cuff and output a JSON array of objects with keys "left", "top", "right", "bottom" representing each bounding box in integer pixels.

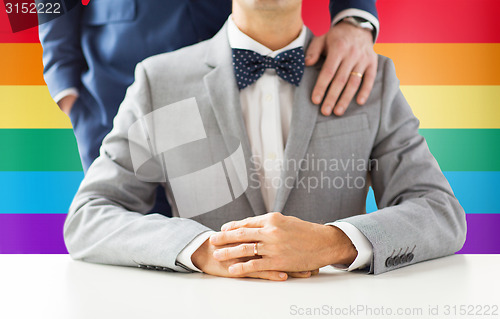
[
  {"left": 53, "top": 87, "right": 79, "bottom": 104},
  {"left": 331, "top": 8, "right": 380, "bottom": 42},
  {"left": 176, "top": 231, "right": 215, "bottom": 272},
  {"left": 326, "top": 221, "right": 373, "bottom": 271}
]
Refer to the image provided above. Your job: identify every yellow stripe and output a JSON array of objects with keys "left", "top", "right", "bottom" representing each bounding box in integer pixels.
[
  {"left": 1, "top": 85, "right": 499, "bottom": 129},
  {"left": 0, "top": 86, "right": 72, "bottom": 129},
  {"left": 402, "top": 86, "right": 500, "bottom": 129}
]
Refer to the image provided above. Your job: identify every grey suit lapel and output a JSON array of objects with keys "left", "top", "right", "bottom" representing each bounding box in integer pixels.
[
  {"left": 273, "top": 45, "right": 320, "bottom": 212},
  {"left": 203, "top": 24, "right": 267, "bottom": 216}
]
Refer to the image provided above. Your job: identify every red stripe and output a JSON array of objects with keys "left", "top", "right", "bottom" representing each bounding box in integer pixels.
[
  {"left": 0, "top": 2, "right": 39, "bottom": 43},
  {"left": 0, "top": 27, "right": 38, "bottom": 43},
  {"left": 377, "top": 0, "right": 500, "bottom": 43},
  {"left": 0, "top": 26, "right": 38, "bottom": 43},
  {"left": 2, "top": 1, "right": 499, "bottom": 44},
  {"left": 302, "top": 0, "right": 330, "bottom": 36}
]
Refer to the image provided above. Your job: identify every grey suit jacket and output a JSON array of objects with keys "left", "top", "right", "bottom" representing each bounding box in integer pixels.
[{"left": 65, "top": 24, "right": 466, "bottom": 275}]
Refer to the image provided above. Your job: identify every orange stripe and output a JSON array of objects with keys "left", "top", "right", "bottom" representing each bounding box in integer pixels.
[
  {"left": 1, "top": 43, "right": 499, "bottom": 86},
  {"left": 0, "top": 43, "right": 45, "bottom": 85},
  {"left": 374, "top": 43, "right": 500, "bottom": 85}
]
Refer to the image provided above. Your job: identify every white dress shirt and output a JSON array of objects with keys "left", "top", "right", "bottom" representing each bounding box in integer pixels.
[{"left": 177, "top": 16, "right": 373, "bottom": 272}]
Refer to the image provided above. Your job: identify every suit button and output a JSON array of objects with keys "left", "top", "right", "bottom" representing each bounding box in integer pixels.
[
  {"left": 385, "top": 257, "right": 393, "bottom": 267},
  {"left": 393, "top": 256, "right": 401, "bottom": 266},
  {"left": 407, "top": 253, "right": 414, "bottom": 262}
]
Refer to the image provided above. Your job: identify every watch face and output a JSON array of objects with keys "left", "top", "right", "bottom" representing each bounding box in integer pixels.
[
  {"left": 360, "top": 22, "right": 374, "bottom": 31},
  {"left": 344, "top": 17, "right": 374, "bottom": 31},
  {"left": 353, "top": 17, "right": 369, "bottom": 23}
]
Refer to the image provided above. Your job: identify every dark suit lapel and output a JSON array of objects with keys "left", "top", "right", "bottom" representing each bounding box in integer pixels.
[
  {"left": 272, "top": 64, "right": 320, "bottom": 212},
  {"left": 203, "top": 24, "right": 267, "bottom": 216}
]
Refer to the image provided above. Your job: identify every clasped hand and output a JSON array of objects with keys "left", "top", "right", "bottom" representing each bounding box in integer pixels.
[{"left": 192, "top": 212, "right": 357, "bottom": 281}]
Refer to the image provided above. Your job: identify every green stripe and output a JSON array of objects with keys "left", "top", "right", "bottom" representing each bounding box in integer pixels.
[
  {"left": 420, "top": 129, "right": 500, "bottom": 171},
  {"left": 0, "top": 129, "right": 82, "bottom": 171},
  {"left": 0, "top": 129, "right": 498, "bottom": 172}
]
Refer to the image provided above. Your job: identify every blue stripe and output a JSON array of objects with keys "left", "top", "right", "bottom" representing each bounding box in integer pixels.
[
  {"left": 366, "top": 187, "right": 377, "bottom": 213},
  {"left": 366, "top": 172, "right": 499, "bottom": 214},
  {"left": 444, "top": 171, "right": 498, "bottom": 213},
  {"left": 0, "top": 172, "right": 83, "bottom": 214},
  {"left": 0, "top": 171, "right": 498, "bottom": 214}
]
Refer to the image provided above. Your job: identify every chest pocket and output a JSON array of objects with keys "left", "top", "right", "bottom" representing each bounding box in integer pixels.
[
  {"left": 82, "top": 0, "right": 136, "bottom": 25},
  {"left": 312, "top": 113, "right": 369, "bottom": 140}
]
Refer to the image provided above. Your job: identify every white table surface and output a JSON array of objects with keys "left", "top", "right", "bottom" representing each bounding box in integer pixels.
[{"left": 0, "top": 254, "right": 499, "bottom": 319}]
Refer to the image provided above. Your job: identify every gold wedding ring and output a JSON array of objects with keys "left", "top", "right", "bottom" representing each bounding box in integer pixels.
[
  {"left": 254, "top": 243, "right": 259, "bottom": 256},
  {"left": 350, "top": 71, "right": 363, "bottom": 78}
]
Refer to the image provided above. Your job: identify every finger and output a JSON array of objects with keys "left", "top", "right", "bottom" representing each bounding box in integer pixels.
[
  {"left": 228, "top": 258, "right": 271, "bottom": 276},
  {"left": 356, "top": 61, "right": 377, "bottom": 105},
  {"left": 310, "top": 269, "right": 320, "bottom": 276},
  {"left": 221, "top": 212, "right": 282, "bottom": 231},
  {"left": 221, "top": 216, "right": 265, "bottom": 232},
  {"left": 305, "top": 35, "right": 326, "bottom": 66},
  {"left": 333, "top": 66, "right": 365, "bottom": 116},
  {"left": 246, "top": 271, "right": 288, "bottom": 281},
  {"left": 321, "top": 58, "right": 356, "bottom": 116},
  {"left": 210, "top": 228, "right": 263, "bottom": 246},
  {"left": 287, "top": 271, "right": 312, "bottom": 278},
  {"left": 311, "top": 53, "right": 342, "bottom": 107},
  {"left": 213, "top": 243, "right": 263, "bottom": 261}
]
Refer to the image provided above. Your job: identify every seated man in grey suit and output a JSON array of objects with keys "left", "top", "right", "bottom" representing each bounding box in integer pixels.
[{"left": 66, "top": 0, "right": 466, "bottom": 281}]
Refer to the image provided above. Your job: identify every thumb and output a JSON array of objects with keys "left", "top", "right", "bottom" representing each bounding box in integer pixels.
[{"left": 305, "top": 35, "right": 326, "bottom": 66}]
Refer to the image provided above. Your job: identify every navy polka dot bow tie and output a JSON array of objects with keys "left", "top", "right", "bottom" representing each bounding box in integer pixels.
[{"left": 232, "top": 47, "right": 305, "bottom": 90}]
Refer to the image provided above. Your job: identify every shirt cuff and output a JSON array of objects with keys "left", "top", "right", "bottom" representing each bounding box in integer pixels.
[
  {"left": 176, "top": 231, "right": 215, "bottom": 272},
  {"left": 326, "top": 221, "right": 373, "bottom": 271},
  {"left": 53, "top": 87, "right": 79, "bottom": 104},
  {"left": 331, "top": 9, "right": 380, "bottom": 42}
]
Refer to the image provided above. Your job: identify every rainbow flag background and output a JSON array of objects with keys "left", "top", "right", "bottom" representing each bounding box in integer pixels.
[{"left": 0, "top": 0, "right": 499, "bottom": 254}]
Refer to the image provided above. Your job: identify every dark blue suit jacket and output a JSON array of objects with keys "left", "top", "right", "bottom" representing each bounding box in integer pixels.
[{"left": 39, "top": 0, "right": 377, "bottom": 170}]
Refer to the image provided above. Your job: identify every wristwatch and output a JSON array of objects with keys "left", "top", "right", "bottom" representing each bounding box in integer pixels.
[
  {"left": 339, "top": 16, "right": 375, "bottom": 40},
  {"left": 340, "top": 16, "right": 375, "bottom": 32}
]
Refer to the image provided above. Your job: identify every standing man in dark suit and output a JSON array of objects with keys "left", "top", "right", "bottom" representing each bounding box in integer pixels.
[{"left": 39, "top": 0, "right": 380, "bottom": 171}]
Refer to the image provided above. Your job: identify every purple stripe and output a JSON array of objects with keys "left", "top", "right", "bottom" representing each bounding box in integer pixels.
[
  {"left": 0, "top": 214, "right": 68, "bottom": 254},
  {"left": 0, "top": 214, "right": 498, "bottom": 254},
  {"left": 457, "top": 214, "right": 500, "bottom": 254}
]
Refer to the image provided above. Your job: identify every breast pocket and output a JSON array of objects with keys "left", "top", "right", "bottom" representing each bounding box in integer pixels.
[
  {"left": 312, "top": 113, "right": 369, "bottom": 140},
  {"left": 82, "top": 0, "right": 136, "bottom": 25}
]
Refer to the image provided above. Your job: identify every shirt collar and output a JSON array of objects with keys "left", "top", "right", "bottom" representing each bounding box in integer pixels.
[{"left": 227, "top": 14, "right": 307, "bottom": 58}]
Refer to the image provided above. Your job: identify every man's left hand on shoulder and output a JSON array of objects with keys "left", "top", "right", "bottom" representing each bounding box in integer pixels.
[
  {"left": 306, "top": 20, "right": 378, "bottom": 117},
  {"left": 209, "top": 212, "right": 358, "bottom": 276}
]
